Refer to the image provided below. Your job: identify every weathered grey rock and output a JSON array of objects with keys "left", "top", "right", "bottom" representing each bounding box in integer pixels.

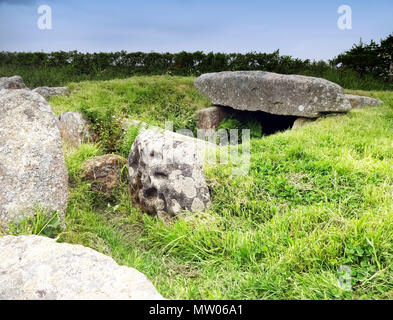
[
  {"left": 198, "top": 106, "right": 231, "bottom": 130},
  {"left": 0, "top": 235, "right": 164, "bottom": 300},
  {"left": 0, "top": 76, "right": 26, "bottom": 89},
  {"left": 194, "top": 71, "right": 352, "bottom": 118},
  {"left": 292, "top": 118, "right": 316, "bottom": 130},
  {"left": 345, "top": 94, "right": 383, "bottom": 109},
  {"left": 58, "top": 112, "right": 93, "bottom": 146},
  {"left": 81, "top": 154, "right": 127, "bottom": 194},
  {"left": 128, "top": 129, "right": 213, "bottom": 219},
  {"left": 33, "top": 86, "right": 69, "bottom": 99},
  {"left": 0, "top": 89, "right": 68, "bottom": 227}
]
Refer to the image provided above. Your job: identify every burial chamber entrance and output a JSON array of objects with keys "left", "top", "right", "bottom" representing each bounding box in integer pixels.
[
  {"left": 231, "top": 109, "right": 298, "bottom": 136},
  {"left": 198, "top": 106, "right": 300, "bottom": 138}
]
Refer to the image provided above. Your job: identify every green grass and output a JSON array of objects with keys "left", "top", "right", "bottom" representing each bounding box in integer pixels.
[
  {"left": 1, "top": 63, "right": 392, "bottom": 91},
  {"left": 0, "top": 65, "right": 136, "bottom": 88},
  {"left": 2, "top": 76, "right": 393, "bottom": 300},
  {"left": 50, "top": 76, "right": 210, "bottom": 153}
]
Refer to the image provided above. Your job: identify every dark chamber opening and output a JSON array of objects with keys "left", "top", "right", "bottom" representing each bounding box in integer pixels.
[
  {"left": 244, "top": 110, "right": 298, "bottom": 135},
  {"left": 222, "top": 107, "right": 299, "bottom": 136}
]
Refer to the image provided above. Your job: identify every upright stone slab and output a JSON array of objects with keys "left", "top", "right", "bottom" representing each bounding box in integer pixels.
[
  {"left": 58, "top": 112, "right": 93, "bottom": 147},
  {"left": 292, "top": 118, "right": 316, "bottom": 130},
  {"left": 0, "top": 89, "right": 68, "bottom": 227},
  {"left": 195, "top": 71, "right": 352, "bottom": 118},
  {"left": 128, "top": 129, "right": 213, "bottom": 219},
  {"left": 0, "top": 235, "right": 164, "bottom": 300},
  {"left": 197, "top": 106, "right": 232, "bottom": 130}
]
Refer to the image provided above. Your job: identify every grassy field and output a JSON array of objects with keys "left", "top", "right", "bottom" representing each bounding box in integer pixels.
[
  {"left": 50, "top": 76, "right": 210, "bottom": 154},
  {"left": 3, "top": 76, "right": 393, "bottom": 300}
]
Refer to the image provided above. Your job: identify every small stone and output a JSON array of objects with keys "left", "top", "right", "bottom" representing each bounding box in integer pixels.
[{"left": 81, "top": 154, "right": 127, "bottom": 194}]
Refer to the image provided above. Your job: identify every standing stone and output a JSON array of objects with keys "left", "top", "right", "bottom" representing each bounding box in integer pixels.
[
  {"left": 0, "top": 89, "right": 68, "bottom": 228},
  {"left": 81, "top": 154, "right": 127, "bottom": 194},
  {"left": 33, "top": 86, "right": 70, "bottom": 99},
  {"left": 128, "top": 129, "right": 213, "bottom": 220},
  {"left": 0, "top": 235, "right": 164, "bottom": 300},
  {"left": 0, "top": 76, "right": 26, "bottom": 90},
  {"left": 345, "top": 94, "right": 383, "bottom": 109},
  {"left": 197, "top": 106, "right": 232, "bottom": 130},
  {"left": 58, "top": 112, "right": 93, "bottom": 147},
  {"left": 292, "top": 118, "right": 316, "bottom": 130},
  {"left": 194, "top": 71, "right": 352, "bottom": 118}
]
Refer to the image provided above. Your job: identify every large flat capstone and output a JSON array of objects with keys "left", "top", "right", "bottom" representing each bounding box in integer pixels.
[
  {"left": 0, "top": 235, "right": 164, "bottom": 300},
  {"left": 194, "top": 71, "right": 352, "bottom": 118}
]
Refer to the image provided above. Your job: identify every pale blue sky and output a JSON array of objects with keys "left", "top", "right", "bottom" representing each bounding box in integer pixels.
[{"left": 0, "top": 0, "right": 392, "bottom": 60}]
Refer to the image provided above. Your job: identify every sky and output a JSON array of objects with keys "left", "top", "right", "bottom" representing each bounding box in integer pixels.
[{"left": 0, "top": 0, "right": 392, "bottom": 61}]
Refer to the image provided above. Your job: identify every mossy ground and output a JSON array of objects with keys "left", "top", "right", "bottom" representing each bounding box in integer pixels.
[{"left": 3, "top": 76, "right": 393, "bottom": 300}]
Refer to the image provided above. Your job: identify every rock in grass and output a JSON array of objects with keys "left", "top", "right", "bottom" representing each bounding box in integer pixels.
[
  {"left": 0, "top": 76, "right": 26, "bottom": 90},
  {"left": 345, "top": 94, "right": 383, "bottom": 109},
  {"left": 33, "top": 86, "right": 70, "bottom": 99},
  {"left": 0, "top": 235, "right": 164, "bottom": 300},
  {"left": 194, "top": 71, "right": 352, "bottom": 118},
  {"left": 58, "top": 111, "right": 93, "bottom": 147},
  {"left": 0, "top": 89, "right": 68, "bottom": 228},
  {"left": 81, "top": 154, "right": 127, "bottom": 194},
  {"left": 128, "top": 129, "right": 213, "bottom": 220}
]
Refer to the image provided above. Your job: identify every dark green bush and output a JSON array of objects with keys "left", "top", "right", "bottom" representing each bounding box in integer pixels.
[{"left": 331, "top": 34, "right": 393, "bottom": 84}]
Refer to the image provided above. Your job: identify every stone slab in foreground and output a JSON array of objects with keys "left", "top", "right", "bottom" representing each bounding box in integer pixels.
[
  {"left": 0, "top": 235, "right": 164, "bottom": 300},
  {"left": 194, "top": 71, "right": 352, "bottom": 118},
  {"left": 0, "top": 89, "right": 68, "bottom": 227},
  {"left": 128, "top": 129, "right": 213, "bottom": 219}
]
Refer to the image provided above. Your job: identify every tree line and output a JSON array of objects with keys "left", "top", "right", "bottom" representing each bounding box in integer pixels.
[
  {"left": 332, "top": 34, "right": 393, "bottom": 82},
  {"left": 0, "top": 50, "right": 330, "bottom": 76},
  {"left": 0, "top": 34, "right": 391, "bottom": 89}
]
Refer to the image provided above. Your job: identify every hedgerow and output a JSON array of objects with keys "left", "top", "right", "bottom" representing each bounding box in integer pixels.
[{"left": 1, "top": 48, "right": 392, "bottom": 90}]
